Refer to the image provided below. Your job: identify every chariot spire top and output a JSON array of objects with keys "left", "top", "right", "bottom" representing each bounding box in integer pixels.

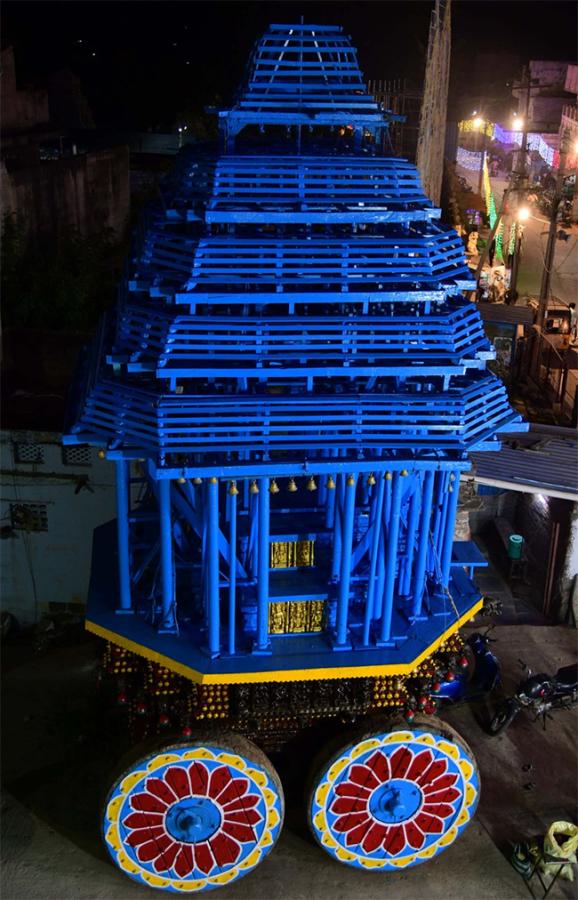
[{"left": 217, "top": 22, "right": 401, "bottom": 148}]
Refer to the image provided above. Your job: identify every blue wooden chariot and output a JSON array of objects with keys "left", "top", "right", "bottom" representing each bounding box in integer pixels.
[{"left": 65, "top": 23, "right": 525, "bottom": 893}]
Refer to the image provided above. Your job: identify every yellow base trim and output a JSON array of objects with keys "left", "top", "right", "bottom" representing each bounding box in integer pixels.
[{"left": 86, "top": 598, "right": 483, "bottom": 686}]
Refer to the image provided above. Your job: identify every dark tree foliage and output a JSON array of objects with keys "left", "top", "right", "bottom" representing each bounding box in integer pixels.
[{"left": 1, "top": 216, "right": 123, "bottom": 331}]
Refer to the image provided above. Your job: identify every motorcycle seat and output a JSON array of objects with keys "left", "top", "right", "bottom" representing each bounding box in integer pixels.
[{"left": 555, "top": 663, "right": 578, "bottom": 689}]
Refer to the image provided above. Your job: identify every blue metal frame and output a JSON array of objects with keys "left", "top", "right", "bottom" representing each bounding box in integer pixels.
[{"left": 64, "top": 22, "right": 526, "bottom": 679}]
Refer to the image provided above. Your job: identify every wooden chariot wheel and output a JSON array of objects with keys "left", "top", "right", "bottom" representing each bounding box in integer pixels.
[
  {"left": 307, "top": 715, "right": 480, "bottom": 872},
  {"left": 103, "top": 732, "right": 284, "bottom": 892}
]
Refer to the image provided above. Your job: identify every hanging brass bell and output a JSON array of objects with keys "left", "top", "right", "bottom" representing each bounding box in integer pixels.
[
  {"left": 228, "top": 480, "right": 239, "bottom": 496},
  {"left": 346, "top": 474, "right": 356, "bottom": 487},
  {"left": 326, "top": 476, "right": 336, "bottom": 490},
  {"left": 269, "top": 479, "right": 280, "bottom": 494},
  {"left": 367, "top": 473, "right": 376, "bottom": 486},
  {"left": 306, "top": 476, "right": 317, "bottom": 491},
  {"left": 250, "top": 480, "right": 259, "bottom": 495},
  {"left": 193, "top": 476, "right": 202, "bottom": 485},
  {"left": 287, "top": 478, "right": 298, "bottom": 493}
]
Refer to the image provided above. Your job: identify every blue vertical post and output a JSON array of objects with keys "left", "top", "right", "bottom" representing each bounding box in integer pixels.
[
  {"left": 440, "top": 473, "right": 461, "bottom": 591},
  {"left": 335, "top": 475, "right": 356, "bottom": 647},
  {"left": 228, "top": 487, "right": 237, "bottom": 655},
  {"left": 362, "top": 474, "right": 385, "bottom": 645},
  {"left": 401, "top": 478, "right": 421, "bottom": 596},
  {"left": 159, "top": 478, "right": 175, "bottom": 630},
  {"left": 325, "top": 480, "right": 336, "bottom": 529},
  {"left": 412, "top": 469, "right": 435, "bottom": 617},
  {"left": 207, "top": 477, "right": 220, "bottom": 656},
  {"left": 115, "top": 459, "right": 132, "bottom": 612},
  {"left": 430, "top": 472, "right": 447, "bottom": 568},
  {"left": 256, "top": 477, "right": 270, "bottom": 651},
  {"left": 331, "top": 484, "right": 343, "bottom": 580},
  {"left": 379, "top": 471, "right": 403, "bottom": 643}
]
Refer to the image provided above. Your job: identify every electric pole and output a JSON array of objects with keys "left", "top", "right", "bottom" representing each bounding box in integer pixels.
[{"left": 537, "top": 131, "right": 570, "bottom": 330}]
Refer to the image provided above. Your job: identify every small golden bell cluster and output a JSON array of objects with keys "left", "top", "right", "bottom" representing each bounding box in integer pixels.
[{"left": 196, "top": 684, "right": 229, "bottom": 720}]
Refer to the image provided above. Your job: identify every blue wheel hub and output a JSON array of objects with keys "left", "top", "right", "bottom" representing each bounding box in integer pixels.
[
  {"left": 165, "top": 797, "right": 222, "bottom": 843},
  {"left": 369, "top": 779, "right": 422, "bottom": 824}
]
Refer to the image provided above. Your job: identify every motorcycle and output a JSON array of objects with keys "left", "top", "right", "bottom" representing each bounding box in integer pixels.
[
  {"left": 435, "top": 628, "right": 502, "bottom": 705},
  {"left": 488, "top": 658, "right": 578, "bottom": 735}
]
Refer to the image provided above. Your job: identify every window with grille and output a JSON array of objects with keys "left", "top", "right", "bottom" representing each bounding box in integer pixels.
[
  {"left": 13, "top": 443, "right": 45, "bottom": 465},
  {"left": 62, "top": 445, "right": 92, "bottom": 466},
  {"left": 10, "top": 503, "right": 48, "bottom": 532}
]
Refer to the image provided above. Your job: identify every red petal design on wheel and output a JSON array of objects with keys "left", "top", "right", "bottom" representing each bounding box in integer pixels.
[
  {"left": 329, "top": 796, "right": 368, "bottom": 815},
  {"left": 222, "top": 820, "right": 256, "bottom": 842},
  {"left": 404, "top": 820, "right": 426, "bottom": 850},
  {"left": 334, "top": 783, "right": 372, "bottom": 799},
  {"left": 137, "top": 834, "right": 174, "bottom": 862},
  {"left": 423, "top": 772, "right": 457, "bottom": 794},
  {"left": 333, "top": 811, "right": 369, "bottom": 833},
  {"left": 406, "top": 748, "right": 434, "bottom": 782},
  {"left": 345, "top": 820, "right": 373, "bottom": 847},
  {"left": 209, "top": 765, "right": 232, "bottom": 799},
  {"left": 361, "top": 822, "right": 388, "bottom": 853},
  {"left": 415, "top": 812, "right": 444, "bottom": 834},
  {"left": 164, "top": 767, "right": 191, "bottom": 800},
  {"left": 383, "top": 825, "right": 405, "bottom": 855},
  {"left": 209, "top": 832, "right": 241, "bottom": 866},
  {"left": 195, "top": 841, "right": 215, "bottom": 875},
  {"left": 348, "top": 764, "right": 380, "bottom": 790},
  {"left": 145, "top": 777, "right": 178, "bottom": 806},
  {"left": 125, "top": 825, "right": 165, "bottom": 847},
  {"left": 223, "top": 793, "right": 260, "bottom": 812},
  {"left": 174, "top": 846, "right": 194, "bottom": 879},
  {"left": 422, "top": 802, "right": 455, "bottom": 819},
  {"left": 389, "top": 746, "right": 413, "bottom": 778},
  {"left": 188, "top": 762, "right": 209, "bottom": 796},
  {"left": 123, "top": 811, "right": 163, "bottom": 829},
  {"left": 153, "top": 840, "right": 180, "bottom": 874},
  {"left": 224, "top": 809, "right": 261, "bottom": 826},
  {"left": 365, "top": 750, "right": 391, "bottom": 783},
  {"left": 130, "top": 792, "right": 167, "bottom": 814},
  {"left": 215, "top": 777, "right": 250, "bottom": 806},
  {"left": 422, "top": 786, "right": 460, "bottom": 804},
  {"left": 418, "top": 759, "right": 447, "bottom": 787}
]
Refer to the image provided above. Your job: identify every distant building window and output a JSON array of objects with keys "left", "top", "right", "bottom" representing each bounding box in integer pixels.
[
  {"left": 14, "top": 443, "right": 45, "bottom": 465},
  {"left": 10, "top": 503, "right": 48, "bottom": 532},
  {"left": 62, "top": 445, "right": 92, "bottom": 466}
]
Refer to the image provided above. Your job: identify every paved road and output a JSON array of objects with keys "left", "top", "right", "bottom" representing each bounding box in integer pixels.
[{"left": 456, "top": 164, "right": 578, "bottom": 306}]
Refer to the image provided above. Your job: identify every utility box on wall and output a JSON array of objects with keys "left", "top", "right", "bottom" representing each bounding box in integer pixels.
[{"left": 0, "top": 431, "right": 121, "bottom": 623}]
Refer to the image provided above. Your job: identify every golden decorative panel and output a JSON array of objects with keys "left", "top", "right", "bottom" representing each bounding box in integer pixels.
[
  {"left": 270, "top": 539, "right": 315, "bottom": 569},
  {"left": 268, "top": 600, "right": 325, "bottom": 634}
]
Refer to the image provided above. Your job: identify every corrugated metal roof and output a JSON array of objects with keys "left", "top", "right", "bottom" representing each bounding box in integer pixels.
[
  {"left": 466, "top": 423, "right": 578, "bottom": 500},
  {"left": 477, "top": 302, "right": 534, "bottom": 326}
]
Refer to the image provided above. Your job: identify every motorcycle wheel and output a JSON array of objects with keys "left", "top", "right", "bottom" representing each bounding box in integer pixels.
[{"left": 488, "top": 700, "right": 519, "bottom": 736}]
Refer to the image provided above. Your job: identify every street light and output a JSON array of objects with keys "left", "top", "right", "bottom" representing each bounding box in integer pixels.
[
  {"left": 517, "top": 206, "right": 530, "bottom": 222},
  {"left": 473, "top": 116, "right": 484, "bottom": 130},
  {"left": 511, "top": 114, "right": 524, "bottom": 132}
]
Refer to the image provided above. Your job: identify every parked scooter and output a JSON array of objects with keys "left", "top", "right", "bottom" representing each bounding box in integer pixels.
[
  {"left": 435, "top": 627, "right": 502, "bottom": 705},
  {"left": 488, "top": 659, "right": 578, "bottom": 735}
]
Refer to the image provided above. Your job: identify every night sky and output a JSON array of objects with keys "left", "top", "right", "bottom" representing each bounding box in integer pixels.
[{"left": 3, "top": 1, "right": 577, "bottom": 130}]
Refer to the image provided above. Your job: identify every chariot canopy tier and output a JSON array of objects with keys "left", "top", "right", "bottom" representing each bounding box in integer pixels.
[{"left": 64, "top": 21, "right": 526, "bottom": 686}]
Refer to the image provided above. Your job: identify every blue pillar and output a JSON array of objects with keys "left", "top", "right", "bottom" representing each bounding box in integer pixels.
[
  {"left": 228, "top": 486, "right": 237, "bottom": 655},
  {"left": 256, "top": 478, "right": 270, "bottom": 652},
  {"left": 325, "top": 479, "right": 336, "bottom": 529},
  {"left": 331, "top": 485, "right": 343, "bottom": 580},
  {"left": 207, "top": 477, "right": 220, "bottom": 656},
  {"left": 159, "top": 478, "right": 176, "bottom": 631},
  {"left": 379, "top": 471, "right": 404, "bottom": 644},
  {"left": 335, "top": 475, "right": 356, "bottom": 647},
  {"left": 440, "top": 473, "right": 461, "bottom": 590},
  {"left": 115, "top": 460, "right": 132, "bottom": 612},
  {"left": 401, "top": 478, "right": 421, "bottom": 597},
  {"left": 362, "top": 474, "right": 385, "bottom": 645},
  {"left": 412, "top": 469, "right": 435, "bottom": 618}
]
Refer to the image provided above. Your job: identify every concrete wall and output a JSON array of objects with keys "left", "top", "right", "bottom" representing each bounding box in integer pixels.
[
  {"left": 0, "top": 47, "right": 50, "bottom": 133},
  {"left": 514, "top": 492, "right": 572, "bottom": 620},
  {"left": 0, "top": 431, "right": 118, "bottom": 624},
  {"left": 1, "top": 145, "right": 130, "bottom": 241}
]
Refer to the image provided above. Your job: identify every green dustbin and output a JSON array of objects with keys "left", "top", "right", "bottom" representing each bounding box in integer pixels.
[{"left": 508, "top": 534, "right": 524, "bottom": 560}]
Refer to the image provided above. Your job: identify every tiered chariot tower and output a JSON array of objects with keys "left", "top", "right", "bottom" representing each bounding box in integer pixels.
[{"left": 65, "top": 23, "right": 525, "bottom": 894}]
